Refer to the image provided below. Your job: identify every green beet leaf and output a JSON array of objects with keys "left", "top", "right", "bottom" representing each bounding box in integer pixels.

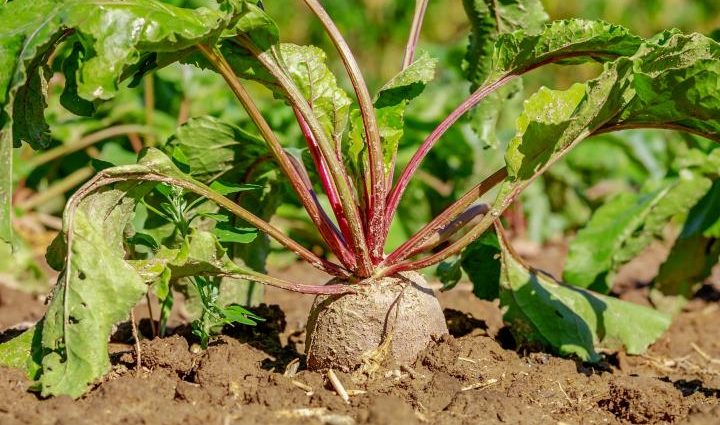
[
  {"left": 653, "top": 179, "right": 720, "bottom": 310},
  {"left": 348, "top": 52, "right": 437, "bottom": 178},
  {"left": 497, "top": 31, "right": 720, "bottom": 223},
  {"left": 167, "top": 116, "right": 267, "bottom": 183},
  {"left": 498, "top": 228, "right": 671, "bottom": 362},
  {"left": 564, "top": 173, "right": 711, "bottom": 293},
  {"left": 279, "top": 44, "right": 352, "bottom": 150},
  {"left": 490, "top": 19, "right": 643, "bottom": 79},
  {"left": 40, "top": 182, "right": 154, "bottom": 398}
]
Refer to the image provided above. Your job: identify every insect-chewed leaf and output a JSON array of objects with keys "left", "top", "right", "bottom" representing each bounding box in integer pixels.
[
  {"left": 39, "top": 182, "right": 154, "bottom": 398},
  {"left": 564, "top": 173, "right": 712, "bottom": 293},
  {"left": 497, "top": 227, "right": 671, "bottom": 362}
]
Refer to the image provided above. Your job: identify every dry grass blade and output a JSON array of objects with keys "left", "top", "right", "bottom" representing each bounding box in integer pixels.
[{"left": 327, "top": 369, "right": 350, "bottom": 403}]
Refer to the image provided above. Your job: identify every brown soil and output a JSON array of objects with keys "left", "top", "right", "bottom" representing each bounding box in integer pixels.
[{"left": 0, "top": 248, "right": 719, "bottom": 425}]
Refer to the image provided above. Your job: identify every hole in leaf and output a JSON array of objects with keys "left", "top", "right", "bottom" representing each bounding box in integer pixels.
[
  {"left": 78, "top": 271, "right": 86, "bottom": 280},
  {"left": 69, "top": 316, "right": 80, "bottom": 324}
]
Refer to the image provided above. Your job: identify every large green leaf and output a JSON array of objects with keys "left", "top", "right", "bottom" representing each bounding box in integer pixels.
[
  {"left": 498, "top": 229, "right": 670, "bottom": 362},
  {"left": 0, "top": 0, "right": 246, "bottom": 242},
  {"left": 490, "top": 19, "right": 643, "bottom": 78},
  {"left": 40, "top": 182, "right": 153, "bottom": 398},
  {"left": 564, "top": 173, "right": 711, "bottom": 293},
  {"left": 499, "top": 31, "right": 720, "bottom": 215}
]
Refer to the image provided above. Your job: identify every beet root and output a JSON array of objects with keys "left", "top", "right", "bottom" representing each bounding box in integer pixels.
[{"left": 305, "top": 271, "right": 448, "bottom": 372}]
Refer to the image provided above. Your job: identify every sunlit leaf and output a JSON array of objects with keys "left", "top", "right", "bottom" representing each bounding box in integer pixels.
[{"left": 498, "top": 228, "right": 670, "bottom": 361}]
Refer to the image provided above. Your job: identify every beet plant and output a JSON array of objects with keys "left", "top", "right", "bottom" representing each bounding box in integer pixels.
[{"left": 0, "top": 0, "right": 719, "bottom": 398}]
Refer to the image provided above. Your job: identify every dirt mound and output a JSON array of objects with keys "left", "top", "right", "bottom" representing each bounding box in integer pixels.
[{"left": 0, "top": 278, "right": 718, "bottom": 424}]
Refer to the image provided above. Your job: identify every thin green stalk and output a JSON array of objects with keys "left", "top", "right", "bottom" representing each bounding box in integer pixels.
[
  {"left": 26, "top": 125, "right": 153, "bottom": 169},
  {"left": 301, "top": 0, "right": 386, "bottom": 263},
  {"left": 17, "top": 166, "right": 95, "bottom": 211},
  {"left": 402, "top": 0, "right": 429, "bottom": 69}
]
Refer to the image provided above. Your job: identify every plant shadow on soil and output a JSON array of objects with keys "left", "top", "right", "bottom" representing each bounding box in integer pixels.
[{"left": 0, "top": 258, "right": 720, "bottom": 424}]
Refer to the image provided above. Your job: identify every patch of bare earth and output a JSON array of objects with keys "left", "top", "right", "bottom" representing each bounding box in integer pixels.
[{"left": 0, "top": 253, "right": 718, "bottom": 424}]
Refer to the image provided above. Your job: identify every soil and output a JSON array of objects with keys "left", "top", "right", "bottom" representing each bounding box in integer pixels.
[{"left": 0, "top": 244, "right": 719, "bottom": 425}]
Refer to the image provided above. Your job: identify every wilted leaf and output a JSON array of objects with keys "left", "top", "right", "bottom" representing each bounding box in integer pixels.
[{"left": 40, "top": 182, "right": 153, "bottom": 398}]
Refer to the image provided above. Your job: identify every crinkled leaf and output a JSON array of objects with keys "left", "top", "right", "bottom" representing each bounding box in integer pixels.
[
  {"left": 498, "top": 229, "right": 671, "bottom": 361},
  {"left": 60, "top": 43, "right": 96, "bottom": 117},
  {"left": 564, "top": 173, "right": 711, "bottom": 293},
  {"left": 166, "top": 116, "right": 267, "bottom": 183},
  {"left": 490, "top": 19, "right": 643, "bottom": 78},
  {"left": 610, "top": 36, "right": 720, "bottom": 141},
  {"left": 505, "top": 83, "right": 589, "bottom": 180},
  {"left": 12, "top": 62, "right": 51, "bottom": 150},
  {"left": 279, "top": 44, "right": 352, "bottom": 149},
  {"left": 40, "top": 182, "right": 153, "bottom": 398},
  {"left": 499, "top": 32, "right": 720, "bottom": 223}
]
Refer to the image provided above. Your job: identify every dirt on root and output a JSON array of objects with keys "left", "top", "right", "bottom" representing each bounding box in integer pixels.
[{"left": 0, "top": 251, "right": 719, "bottom": 424}]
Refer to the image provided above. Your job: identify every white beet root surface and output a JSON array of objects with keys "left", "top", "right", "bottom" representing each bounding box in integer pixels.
[{"left": 305, "top": 271, "right": 449, "bottom": 372}]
